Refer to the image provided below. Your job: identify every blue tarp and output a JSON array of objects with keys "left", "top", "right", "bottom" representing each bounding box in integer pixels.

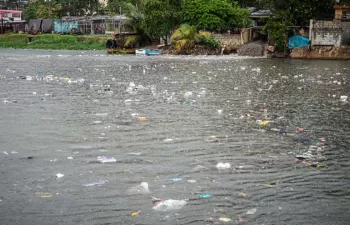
[
  {"left": 288, "top": 35, "right": 310, "bottom": 49},
  {"left": 53, "top": 20, "right": 78, "bottom": 33}
]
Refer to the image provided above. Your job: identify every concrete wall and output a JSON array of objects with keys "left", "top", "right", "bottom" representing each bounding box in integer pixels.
[
  {"left": 341, "top": 21, "right": 350, "bottom": 45},
  {"left": 310, "top": 20, "right": 343, "bottom": 46},
  {"left": 213, "top": 29, "right": 252, "bottom": 50},
  {"left": 290, "top": 46, "right": 350, "bottom": 59}
]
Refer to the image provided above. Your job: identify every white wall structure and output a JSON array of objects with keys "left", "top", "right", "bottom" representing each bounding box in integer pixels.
[{"left": 309, "top": 19, "right": 343, "bottom": 46}]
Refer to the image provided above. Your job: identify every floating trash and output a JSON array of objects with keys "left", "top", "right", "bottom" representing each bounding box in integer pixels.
[
  {"left": 128, "top": 152, "right": 142, "bottom": 156},
  {"left": 170, "top": 178, "right": 183, "bottom": 182},
  {"left": 163, "top": 138, "right": 174, "bottom": 142},
  {"left": 219, "top": 217, "right": 233, "bottom": 222},
  {"left": 138, "top": 116, "right": 148, "bottom": 121},
  {"left": 97, "top": 156, "right": 116, "bottom": 163},
  {"left": 131, "top": 211, "right": 140, "bottom": 217},
  {"left": 152, "top": 199, "right": 187, "bottom": 211},
  {"left": 184, "top": 91, "right": 193, "bottom": 99},
  {"left": 187, "top": 180, "right": 196, "bottom": 184},
  {"left": 340, "top": 95, "right": 348, "bottom": 102},
  {"left": 83, "top": 179, "right": 108, "bottom": 187},
  {"left": 56, "top": 173, "right": 64, "bottom": 178},
  {"left": 216, "top": 163, "right": 231, "bottom": 170},
  {"left": 35, "top": 192, "right": 53, "bottom": 198},
  {"left": 199, "top": 193, "right": 212, "bottom": 199},
  {"left": 240, "top": 193, "right": 247, "bottom": 198},
  {"left": 206, "top": 136, "right": 218, "bottom": 143},
  {"left": 127, "top": 182, "right": 150, "bottom": 194},
  {"left": 246, "top": 208, "right": 257, "bottom": 215}
]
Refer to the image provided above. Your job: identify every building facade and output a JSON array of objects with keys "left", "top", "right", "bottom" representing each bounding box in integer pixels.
[{"left": 0, "top": 9, "right": 22, "bottom": 22}]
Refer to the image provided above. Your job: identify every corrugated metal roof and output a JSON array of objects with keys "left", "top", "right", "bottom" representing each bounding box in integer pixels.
[{"left": 250, "top": 10, "right": 273, "bottom": 17}]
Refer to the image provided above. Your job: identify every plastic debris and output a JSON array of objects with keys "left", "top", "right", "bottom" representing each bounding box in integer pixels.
[
  {"left": 67, "top": 156, "right": 74, "bottom": 160},
  {"left": 216, "top": 163, "right": 231, "bottom": 170},
  {"left": 163, "top": 138, "right": 174, "bottom": 142},
  {"left": 306, "top": 161, "right": 328, "bottom": 168},
  {"left": 199, "top": 193, "right": 212, "bottom": 199},
  {"left": 206, "top": 136, "right": 219, "bottom": 143},
  {"left": 35, "top": 192, "right": 53, "bottom": 198},
  {"left": 3, "top": 151, "right": 9, "bottom": 155},
  {"left": 83, "top": 180, "right": 108, "bottom": 187},
  {"left": 152, "top": 199, "right": 187, "bottom": 211},
  {"left": 209, "top": 216, "right": 234, "bottom": 224},
  {"left": 187, "top": 179, "right": 196, "bottom": 183},
  {"left": 131, "top": 211, "right": 140, "bottom": 217},
  {"left": 128, "top": 182, "right": 150, "bottom": 194},
  {"left": 260, "top": 121, "right": 269, "bottom": 126},
  {"left": 97, "top": 156, "right": 116, "bottom": 163},
  {"left": 128, "top": 152, "right": 142, "bottom": 156},
  {"left": 296, "top": 127, "right": 304, "bottom": 132},
  {"left": 246, "top": 208, "right": 257, "bottom": 215},
  {"left": 263, "top": 183, "right": 276, "bottom": 188},
  {"left": 236, "top": 216, "right": 247, "bottom": 224},
  {"left": 184, "top": 91, "right": 193, "bottom": 99},
  {"left": 170, "top": 178, "right": 183, "bottom": 182},
  {"left": 56, "top": 173, "right": 64, "bottom": 178},
  {"left": 340, "top": 95, "right": 348, "bottom": 102},
  {"left": 240, "top": 193, "right": 247, "bottom": 198},
  {"left": 138, "top": 116, "right": 148, "bottom": 121},
  {"left": 219, "top": 218, "right": 233, "bottom": 222}
]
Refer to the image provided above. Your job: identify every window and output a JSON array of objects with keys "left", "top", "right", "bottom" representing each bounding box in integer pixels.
[{"left": 12, "top": 13, "right": 21, "bottom": 18}]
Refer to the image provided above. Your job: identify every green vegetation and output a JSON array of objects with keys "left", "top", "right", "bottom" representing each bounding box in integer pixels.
[
  {"left": 170, "top": 24, "right": 221, "bottom": 54},
  {"left": 0, "top": 34, "right": 109, "bottom": 50},
  {"left": 6, "top": 0, "right": 350, "bottom": 52},
  {"left": 183, "top": 0, "right": 251, "bottom": 31},
  {"left": 262, "top": 11, "right": 293, "bottom": 51}
]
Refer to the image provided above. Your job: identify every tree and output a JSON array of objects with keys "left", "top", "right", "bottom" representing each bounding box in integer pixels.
[
  {"left": 171, "top": 23, "right": 197, "bottom": 53},
  {"left": 23, "top": 1, "right": 40, "bottom": 20},
  {"left": 107, "top": 0, "right": 141, "bottom": 15},
  {"left": 183, "top": 0, "right": 251, "bottom": 31},
  {"left": 23, "top": 0, "right": 61, "bottom": 19},
  {"left": 262, "top": 10, "right": 293, "bottom": 51},
  {"left": 140, "top": 0, "right": 183, "bottom": 42}
]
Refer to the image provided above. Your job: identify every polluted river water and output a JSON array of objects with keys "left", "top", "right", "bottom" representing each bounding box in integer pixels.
[{"left": 0, "top": 49, "right": 349, "bottom": 225}]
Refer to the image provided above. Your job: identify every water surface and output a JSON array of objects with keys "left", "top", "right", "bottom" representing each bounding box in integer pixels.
[{"left": 0, "top": 49, "right": 349, "bottom": 225}]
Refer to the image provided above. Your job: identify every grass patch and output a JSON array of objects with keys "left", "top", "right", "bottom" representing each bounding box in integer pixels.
[{"left": 0, "top": 34, "right": 110, "bottom": 50}]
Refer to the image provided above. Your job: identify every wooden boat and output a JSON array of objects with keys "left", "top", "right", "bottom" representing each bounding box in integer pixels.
[{"left": 106, "top": 48, "right": 136, "bottom": 54}]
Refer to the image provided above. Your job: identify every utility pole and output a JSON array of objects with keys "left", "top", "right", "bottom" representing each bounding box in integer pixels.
[
  {"left": 118, "top": 6, "right": 121, "bottom": 34},
  {"left": 1, "top": 11, "right": 3, "bottom": 35}
]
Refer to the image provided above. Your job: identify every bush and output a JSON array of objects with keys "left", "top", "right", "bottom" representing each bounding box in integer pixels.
[{"left": 198, "top": 35, "right": 220, "bottom": 50}]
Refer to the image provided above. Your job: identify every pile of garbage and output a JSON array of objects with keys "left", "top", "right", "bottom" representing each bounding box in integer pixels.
[{"left": 237, "top": 41, "right": 266, "bottom": 57}]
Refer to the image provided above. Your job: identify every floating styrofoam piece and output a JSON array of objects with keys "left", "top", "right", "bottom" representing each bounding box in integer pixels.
[
  {"left": 152, "top": 199, "right": 187, "bottom": 211},
  {"left": 216, "top": 162, "right": 231, "bottom": 169},
  {"left": 127, "top": 182, "right": 150, "bottom": 194},
  {"left": 246, "top": 208, "right": 257, "bottom": 215},
  {"left": 340, "top": 95, "right": 348, "bottom": 101},
  {"left": 56, "top": 173, "right": 64, "bottom": 178}
]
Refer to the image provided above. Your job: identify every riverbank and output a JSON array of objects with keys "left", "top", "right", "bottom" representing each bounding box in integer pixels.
[
  {"left": 0, "top": 34, "right": 109, "bottom": 50},
  {"left": 290, "top": 46, "right": 350, "bottom": 60}
]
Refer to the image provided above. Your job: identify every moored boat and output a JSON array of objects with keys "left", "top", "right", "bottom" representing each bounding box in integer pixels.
[
  {"left": 135, "top": 48, "right": 163, "bottom": 56},
  {"left": 106, "top": 48, "right": 136, "bottom": 54}
]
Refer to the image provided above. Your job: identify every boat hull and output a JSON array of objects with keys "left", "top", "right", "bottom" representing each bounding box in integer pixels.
[{"left": 106, "top": 48, "right": 136, "bottom": 54}]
